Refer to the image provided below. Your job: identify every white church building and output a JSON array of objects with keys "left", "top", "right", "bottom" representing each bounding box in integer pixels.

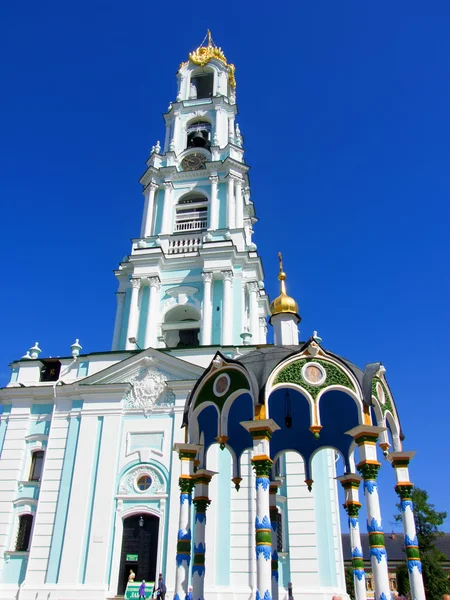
[{"left": 0, "top": 33, "right": 426, "bottom": 600}]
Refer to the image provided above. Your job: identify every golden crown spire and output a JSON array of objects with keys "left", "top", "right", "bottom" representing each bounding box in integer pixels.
[
  {"left": 179, "top": 30, "right": 236, "bottom": 89},
  {"left": 269, "top": 253, "right": 300, "bottom": 318}
]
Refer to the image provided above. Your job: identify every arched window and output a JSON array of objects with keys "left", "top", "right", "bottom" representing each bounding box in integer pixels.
[
  {"left": 276, "top": 509, "right": 283, "bottom": 552},
  {"left": 29, "top": 450, "right": 44, "bottom": 482},
  {"left": 189, "top": 72, "right": 214, "bottom": 100},
  {"left": 175, "top": 193, "right": 208, "bottom": 232},
  {"left": 16, "top": 514, "right": 33, "bottom": 551},
  {"left": 163, "top": 305, "right": 200, "bottom": 348},
  {"left": 186, "top": 121, "right": 211, "bottom": 150}
]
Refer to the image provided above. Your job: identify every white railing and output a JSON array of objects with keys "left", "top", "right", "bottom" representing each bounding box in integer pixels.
[
  {"left": 168, "top": 234, "right": 202, "bottom": 254},
  {"left": 175, "top": 219, "right": 207, "bottom": 232}
]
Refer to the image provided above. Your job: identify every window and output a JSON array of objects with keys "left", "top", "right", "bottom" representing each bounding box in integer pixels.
[
  {"left": 15, "top": 514, "right": 33, "bottom": 551},
  {"left": 39, "top": 359, "right": 61, "bottom": 382},
  {"left": 190, "top": 73, "right": 214, "bottom": 99},
  {"left": 137, "top": 475, "right": 152, "bottom": 491},
  {"left": 186, "top": 121, "right": 211, "bottom": 150},
  {"left": 29, "top": 451, "right": 44, "bottom": 482},
  {"left": 276, "top": 509, "right": 283, "bottom": 553},
  {"left": 175, "top": 194, "right": 208, "bottom": 232}
]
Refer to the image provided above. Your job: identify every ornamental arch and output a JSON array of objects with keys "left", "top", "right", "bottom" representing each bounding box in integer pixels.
[{"left": 172, "top": 342, "right": 424, "bottom": 600}]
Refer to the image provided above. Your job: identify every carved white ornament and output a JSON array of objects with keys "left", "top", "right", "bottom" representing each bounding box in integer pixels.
[
  {"left": 124, "top": 366, "right": 167, "bottom": 413},
  {"left": 118, "top": 465, "right": 165, "bottom": 496}
]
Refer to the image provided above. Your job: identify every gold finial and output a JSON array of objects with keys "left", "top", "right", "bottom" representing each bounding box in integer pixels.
[
  {"left": 270, "top": 253, "right": 299, "bottom": 318},
  {"left": 180, "top": 31, "right": 236, "bottom": 89}
]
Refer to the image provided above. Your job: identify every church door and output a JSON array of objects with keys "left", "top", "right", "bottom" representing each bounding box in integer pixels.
[{"left": 118, "top": 513, "right": 159, "bottom": 595}]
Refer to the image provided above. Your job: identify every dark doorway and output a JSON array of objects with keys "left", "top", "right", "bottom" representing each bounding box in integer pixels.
[{"left": 118, "top": 514, "right": 159, "bottom": 595}]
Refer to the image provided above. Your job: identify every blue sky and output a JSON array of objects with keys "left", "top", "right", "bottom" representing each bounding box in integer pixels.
[{"left": 1, "top": 1, "right": 449, "bottom": 529}]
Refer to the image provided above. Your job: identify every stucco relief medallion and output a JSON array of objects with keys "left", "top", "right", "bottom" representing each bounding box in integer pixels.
[
  {"left": 118, "top": 465, "right": 165, "bottom": 496},
  {"left": 124, "top": 365, "right": 167, "bottom": 413}
]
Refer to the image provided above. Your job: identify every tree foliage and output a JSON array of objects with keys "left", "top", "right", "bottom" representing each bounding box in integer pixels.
[
  {"left": 344, "top": 566, "right": 355, "bottom": 600},
  {"left": 395, "top": 487, "right": 449, "bottom": 599},
  {"left": 395, "top": 562, "right": 410, "bottom": 596}
]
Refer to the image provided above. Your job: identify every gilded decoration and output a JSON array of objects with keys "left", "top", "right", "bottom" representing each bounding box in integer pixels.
[
  {"left": 180, "top": 30, "right": 236, "bottom": 89},
  {"left": 274, "top": 358, "right": 355, "bottom": 401}
]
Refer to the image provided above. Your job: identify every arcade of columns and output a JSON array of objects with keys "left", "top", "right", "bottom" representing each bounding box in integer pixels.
[{"left": 173, "top": 426, "right": 426, "bottom": 600}]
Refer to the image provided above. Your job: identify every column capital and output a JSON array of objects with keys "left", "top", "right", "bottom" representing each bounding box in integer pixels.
[
  {"left": 346, "top": 425, "right": 386, "bottom": 444},
  {"left": 209, "top": 174, "right": 219, "bottom": 184},
  {"left": 130, "top": 277, "right": 141, "bottom": 289},
  {"left": 194, "top": 469, "right": 217, "bottom": 484},
  {"left": 240, "top": 419, "right": 281, "bottom": 437},
  {"left": 202, "top": 271, "right": 214, "bottom": 283},
  {"left": 269, "top": 479, "right": 283, "bottom": 493},
  {"left": 148, "top": 180, "right": 159, "bottom": 191},
  {"left": 147, "top": 275, "right": 161, "bottom": 290},
  {"left": 162, "top": 180, "right": 173, "bottom": 190},
  {"left": 222, "top": 270, "right": 233, "bottom": 282},
  {"left": 336, "top": 474, "right": 362, "bottom": 489},
  {"left": 387, "top": 451, "right": 416, "bottom": 467},
  {"left": 178, "top": 476, "right": 195, "bottom": 494},
  {"left": 357, "top": 461, "right": 381, "bottom": 480},
  {"left": 173, "top": 443, "right": 201, "bottom": 457},
  {"left": 247, "top": 280, "right": 259, "bottom": 293}
]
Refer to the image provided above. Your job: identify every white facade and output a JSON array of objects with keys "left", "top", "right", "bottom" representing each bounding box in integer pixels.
[{"left": 0, "top": 36, "right": 347, "bottom": 600}]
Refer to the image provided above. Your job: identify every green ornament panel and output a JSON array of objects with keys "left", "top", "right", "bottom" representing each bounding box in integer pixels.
[
  {"left": 274, "top": 358, "right": 355, "bottom": 401},
  {"left": 193, "top": 367, "right": 250, "bottom": 412},
  {"left": 372, "top": 377, "right": 395, "bottom": 416}
]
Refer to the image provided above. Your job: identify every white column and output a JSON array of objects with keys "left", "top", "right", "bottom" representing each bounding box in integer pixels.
[
  {"left": 111, "top": 291, "right": 126, "bottom": 350},
  {"left": 337, "top": 475, "right": 367, "bottom": 600},
  {"left": 222, "top": 270, "right": 233, "bottom": 346},
  {"left": 213, "top": 105, "right": 221, "bottom": 147},
  {"left": 235, "top": 177, "right": 244, "bottom": 229},
  {"left": 140, "top": 181, "right": 158, "bottom": 238},
  {"left": 161, "top": 181, "right": 174, "bottom": 235},
  {"left": 201, "top": 272, "right": 213, "bottom": 346},
  {"left": 125, "top": 278, "right": 141, "bottom": 350},
  {"left": 389, "top": 452, "right": 426, "bottom": 600},
  {"left": 240, "top": 420, "right": 280, "bottom": 600},
  {"left": 209, "top": 175, "right": 219, "bottom": 231},
  {"left": 248, "top": 281, "right": 259, "bottom": 344},
  {"left": 228, "top": 115, "right": 234, "bottom": 144},
  {"left": 172, "top": 110, "right": 181, "bottom": 152},
  {"left": 259, "top": 316, "right": 267, "bottom": 345},
  {"left": 226, "top": 175, "right": 235, "bottom": 229},
  {"left": 144, "top": 276, "right": 161, "bottom": 349}
]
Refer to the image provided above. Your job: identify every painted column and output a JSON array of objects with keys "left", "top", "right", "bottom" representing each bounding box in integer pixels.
[
  {"left": 144, "top": 276, "right": 161, "bottom": 349},
  {"left": 201, "top": 272, "right": 213, "bottom": 346},
  {"left": 112, "top": 291, "right": 126, "bottom": 350},
  {"left": 173, "top": 444, "right": 198, "bottom": 600},
  {"left": 209, "top": 175, "right": 219, "bottom": 231},
  {"left": 192, "top": 470, "right": 215, "bottom": 600},
  {"left": 269, "top": 480, "right": 283, "bottom": 600},
  {"left": 226, "top": 175, "right": 235, "bottom": 229},
  {"left": 222, "top": 270, "right": 233, "bottom": 346},
  {"left": 241, "top": 419, "right": 280, "bottom": 600},
  {"left": 337, "top": 474, "right": 367, "bottom": 600},
  {"left": 349, "top": 426, "right": 391, "bottom": 600},
  {"left": 235, "top": 177, "right": 244, "bottom": 229},
  {"left": 161, "top": 181, "right": 174, "bottom": 235},
  {"left": 388, "top": 452, "right": 426, "bottom": 600},
  {"left": 141, "top": 181, "right": 159, "bottom": 238},
  {"left": 248, "top": 281, "right": 259, "bottom": 344},
  {"left": 125, "top": 278, "right": 141, "bottom": 350}
]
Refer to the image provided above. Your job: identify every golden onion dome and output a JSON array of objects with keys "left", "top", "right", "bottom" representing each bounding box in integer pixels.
[{"left": 270, "top": 253, "right": 300, "bottom": 318}]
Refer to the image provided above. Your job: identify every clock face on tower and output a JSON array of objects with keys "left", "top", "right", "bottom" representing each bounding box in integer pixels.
[{"left": 181, "top": 152, "right": 207, "bottom": 171}]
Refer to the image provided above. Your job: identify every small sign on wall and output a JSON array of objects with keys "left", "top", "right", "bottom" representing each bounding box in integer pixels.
[{"left": 126, "top": 554, "right": 139, "bottom": 561}]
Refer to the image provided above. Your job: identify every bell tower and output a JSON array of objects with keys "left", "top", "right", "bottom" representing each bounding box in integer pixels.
[{"left": 112, "top": 32, "right": 270, "bottom": 351}]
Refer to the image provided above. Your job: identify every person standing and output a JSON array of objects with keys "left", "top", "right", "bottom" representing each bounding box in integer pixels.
[
  {"left": 139, "top": 580, "right": 146, "bottom": 599},
  {"left": 154, "top": 573, "right": 166, "bottom": 600}
]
